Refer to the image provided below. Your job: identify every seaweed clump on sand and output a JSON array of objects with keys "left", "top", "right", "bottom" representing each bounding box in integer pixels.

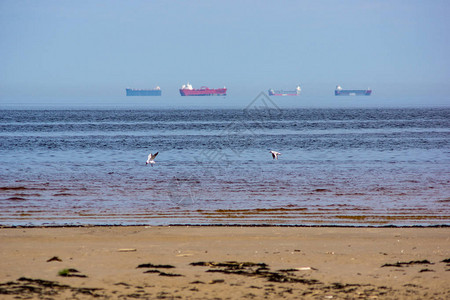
[
  {"left": 381, "top": 260, "right": 433, "bottom": 268},
  {"left": 0, "top": 277, "right": 103, "bottom": 298},
  {"left": 136, "top": 263, "right": 175, "bottom": 269},
  {"left": 137, "top": 263, "right": 183, "bottom": 277},
  {"left": 190, "top": 261, "right": 320, "bottom": 285}
]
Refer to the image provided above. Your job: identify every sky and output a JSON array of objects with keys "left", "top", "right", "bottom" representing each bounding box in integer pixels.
[{"left": 0, "top": 0, "right": 449, "bottom": 108}]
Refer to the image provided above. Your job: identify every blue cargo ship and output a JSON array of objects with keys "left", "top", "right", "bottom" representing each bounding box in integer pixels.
[
  {"left": 126, "top": 87, "right": 162, "bottom": 96},
  {"left": 335, "top": 85, "right": 371, "bottom": 96}
]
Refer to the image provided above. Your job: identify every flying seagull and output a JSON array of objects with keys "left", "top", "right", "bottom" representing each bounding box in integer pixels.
[
  {"left": 146, "top": 152, "right": 159, "bottom": 166},
  {"left": 270, "top": 150, "right": 281, "bottom": 160}
]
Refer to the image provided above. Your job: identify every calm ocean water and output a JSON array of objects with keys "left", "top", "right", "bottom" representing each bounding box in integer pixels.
[{"left": 1, "top": 104, "right": 449, "bottom": 226}]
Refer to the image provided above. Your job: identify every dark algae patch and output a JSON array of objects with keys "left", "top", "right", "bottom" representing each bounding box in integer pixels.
[
  {"left": 136, "top": 263, "right": 175, "bottom": 269},
  {"left": 190, "top": 261, "right": 268, "bottom": 269},
  {"left": 143, "top": 269, "right": 161, "bottom": 274},
  {"left": 189, "top": 260, "right": 405, "bottom": 298},
  {"left": 419, "top": 268, "right": 435, "bottom": 273},
  {"left": 158, "top": 271, "right": 183, "bottom": 277},
  {"left": 191, "top": 261, "right": 320, "bottom": 285},
  {"left": 46, "top": 256, "right": 62, "bottom": 262},
  {"left": 0, "top": 277, "right": 102, "bottom": 298},
  {"left": 137, "top": 262, "right": 183, "bottom": 277},
  {"left": 1, "top": 258, "right": 448, "bottom": 299},
  {"left": 381, "top": 260, "right": 433, "bottom": 267}
]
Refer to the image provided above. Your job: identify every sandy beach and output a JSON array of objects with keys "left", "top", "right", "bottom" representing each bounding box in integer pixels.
[{"left": 0, "top": 226, "right": 449, "bottom": 299}]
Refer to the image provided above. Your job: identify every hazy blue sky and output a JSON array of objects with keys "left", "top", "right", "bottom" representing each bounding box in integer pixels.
[{"left": 1, "top": 0, "right": 449, "bottom": 108}]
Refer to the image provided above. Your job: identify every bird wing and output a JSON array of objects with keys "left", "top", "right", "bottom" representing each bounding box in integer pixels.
[
  {"left": 272, "top": 153, "right": 276, "bottom": 159},
  {"left": 148, "top": 152, "right": 159, "bottom": 160}
]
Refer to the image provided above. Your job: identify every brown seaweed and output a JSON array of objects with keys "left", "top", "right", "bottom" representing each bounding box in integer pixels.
[{"left": 381, "top": 260, "right": 433, "bottom": 267}]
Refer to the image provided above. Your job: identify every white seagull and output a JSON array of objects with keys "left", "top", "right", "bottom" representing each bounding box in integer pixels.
[
  {"left": 146, "top": 152, "right": 159, "bottom": 166},
  {"left": 270, "top": 150, "right": 281, "bottom": 160}
]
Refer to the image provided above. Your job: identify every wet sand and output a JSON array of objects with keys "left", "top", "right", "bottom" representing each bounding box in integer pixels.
[{"left": 0, "top": 226, "right": 449, "bottom": 299}]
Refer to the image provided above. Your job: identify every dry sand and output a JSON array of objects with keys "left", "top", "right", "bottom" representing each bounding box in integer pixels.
[{"left": 0, "top": 226, "right": 449, "bottom": 299}]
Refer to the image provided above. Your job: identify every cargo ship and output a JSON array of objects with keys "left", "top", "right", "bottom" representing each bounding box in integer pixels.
[
  {"left": 179, "top": 83, "right": 227, "bottom": 96},
  {"left": 126, "top": 86, "right": 161, "bottom": 96},
  {"left": 335, "top": 85, "right": 371, "bottom": 96},
  {"left": 268, "top": 85, "right": 301, "bottom": 96}
]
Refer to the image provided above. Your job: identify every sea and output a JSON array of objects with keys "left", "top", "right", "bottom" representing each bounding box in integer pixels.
[{"left": 1, "top": 102, "right": 449, "bottom": 227}]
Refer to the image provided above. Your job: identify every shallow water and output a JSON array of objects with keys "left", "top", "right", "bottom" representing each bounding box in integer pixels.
[{"left": 0, "top": 106, "right": 449, "bottom": 226}]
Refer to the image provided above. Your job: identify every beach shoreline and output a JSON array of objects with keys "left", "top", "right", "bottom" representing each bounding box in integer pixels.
[
  {"left": 1, "top": 224, "right": 449, "bottom": 228},
  {"left": 1, "top": 226, "right": 449, "bottom": 299}
]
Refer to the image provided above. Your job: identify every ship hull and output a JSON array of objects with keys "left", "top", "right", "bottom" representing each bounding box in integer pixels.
[
  {"left": 179, "top": 88, "right": 227, "bottom": 96},
  {"left": 268, "top": 90, "right": 300, "bottom": 96},
  {"left": 335, "top": 89, "right": 371, "bottom": 96},
  {"left": 126, "top": 89, "right": 161, "bottom": 96}
]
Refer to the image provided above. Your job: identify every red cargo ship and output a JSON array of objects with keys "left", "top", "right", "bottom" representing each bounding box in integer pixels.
[{"left": 179, "top": 83, "right": 227, "bottom": 96}]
